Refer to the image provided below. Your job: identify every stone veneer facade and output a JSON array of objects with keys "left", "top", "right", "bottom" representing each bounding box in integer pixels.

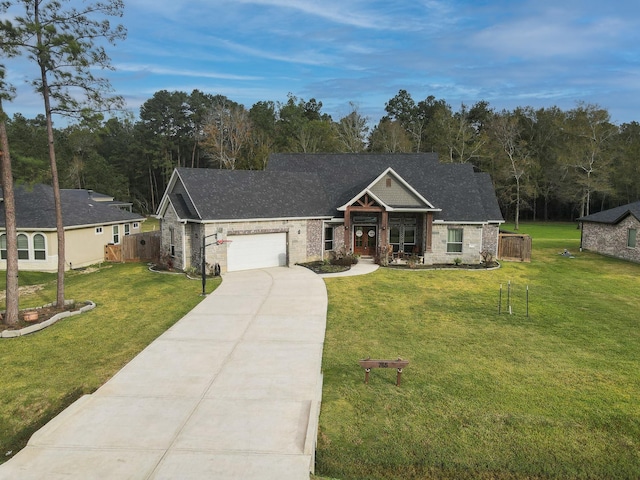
[
  {"left": 581, "top": 216, "right": 640, "bottom": 263},
  {"left": 426, "top": 224, "right": 485, "bottom": 264},
  {"left": 160, "top": 204, "right": 185, "bottom": 270},
  {"left": 482, "top": 224, "right": 500, "bottom": 258},
  {"left": 161, "top": 211, "right": 325, "bottom": 274},
  {"left": 161, "top": 202, "right": 500, "bottom": 271}
]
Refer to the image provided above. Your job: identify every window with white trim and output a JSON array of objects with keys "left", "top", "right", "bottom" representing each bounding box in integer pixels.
[
  {"left": 446, "top": 228, "right": 463, "bottom": 253},
  {"left": 628, "top": 228, "right": 637, "bottom": 248},
  {"left": 124, "top": 224, "right": 130, "bottom": 236},
  {"left": 33, "top": 233, "right": 46, "bottom": 260},
  {"left": 95, "top": 226, "right": 103, "bottom": 234},
  {"left": 17, "top": 233, "right": 29, "bottom": 259},
  {"left": 113, "top": 225, "right": 120, "bottom": 244},
  {"left": 169, "top": 227, "right": 175, "bottom": 257},
  {"left": 133, "top": 222, "right": 139, "bottom": 229},
  {"left": 0, "top": 234, "right": 6, "bottom": 260}
]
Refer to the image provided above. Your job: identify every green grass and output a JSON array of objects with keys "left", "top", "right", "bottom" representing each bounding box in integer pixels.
[
  {"left": 317, "top": 223, "right": 640, "bottom": 479},
  {"left": 141, "top": 215, "right": 159, "bottom": 232},
  {"left": 0, "top": 262, "right": 219, "bottom": 462}
]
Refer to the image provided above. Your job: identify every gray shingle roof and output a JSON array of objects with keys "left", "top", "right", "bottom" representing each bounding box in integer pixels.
[
  {"left": 166, "top": 154, "right": 504, "bottom": 224},
  {"left": 173, "top": 168, "right": 331, "bottom": 220},
  {"left": 578, "top": 200, "right": 640, "bottom": 224},
  {"left": 61, "top": 189, "right": 133, "bottom": 209},
  {"left": 0, "top": 184, "right": 145, "bottom": 229},
  {"left": 268, "top": 153, "right": 503, "bottom": 223}
]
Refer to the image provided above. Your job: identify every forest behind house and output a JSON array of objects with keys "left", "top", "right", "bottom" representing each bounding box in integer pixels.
[{"left": 6, "top": 89, "right": 640, "bottom": 224}]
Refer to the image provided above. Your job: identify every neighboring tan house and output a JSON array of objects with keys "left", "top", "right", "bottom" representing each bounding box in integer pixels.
[
  {"left": 0, "top": 184, "right": 145, "bottom": 272},
  {"left": 578, "top": 200, "right": 640, "bottom": 263},
  {"left": 156, "top": 153, "right": 504, "bottom": 273}
]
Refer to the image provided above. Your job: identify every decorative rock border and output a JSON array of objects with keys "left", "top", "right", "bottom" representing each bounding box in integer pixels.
[
  {"left": 1, "top": 300, "right": 96, "bottom": 338},
  {"left": 148, "top": 264, "right": 184, "bottom": 275}
]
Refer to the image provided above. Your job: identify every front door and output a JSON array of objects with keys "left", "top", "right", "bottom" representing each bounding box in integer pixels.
[{"left": 354, "top": 226, "right": 377, "bottom": 256}]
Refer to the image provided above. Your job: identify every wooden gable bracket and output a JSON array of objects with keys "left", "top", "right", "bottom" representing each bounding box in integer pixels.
[{"left": 351, "top": 193, "right": 384, "bottom": 211}]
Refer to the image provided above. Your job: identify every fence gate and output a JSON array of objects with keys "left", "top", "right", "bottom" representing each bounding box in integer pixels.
[
  {"left": 104, "top": 243, "right": 122, "bottom": 262},
  {"left": 104, "top": 232, "right": 160, "bottom": 263},
  {"left": 498, "top": 233, "right": 532, "bottom": 262},
  {"left": 122, "top": 231, "right": 161, "bottom": 262}
]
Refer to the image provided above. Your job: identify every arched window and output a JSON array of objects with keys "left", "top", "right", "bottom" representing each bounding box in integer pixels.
[
  {"left": 33, "top": 234, "right": 46, "bottom": 260},
  {"left": 0, "top": 234, "right": 6, "bottom": 260},
  {"left": 17, "top": 233, "right": 29, "bottom": 259}
]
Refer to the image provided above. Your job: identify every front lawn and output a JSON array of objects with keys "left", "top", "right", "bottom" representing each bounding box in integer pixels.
[
  {"left": 317, "top": 222, "right": 640, "bottom": 479},
  {"left": 0, "top": 263, "right": 219, "bottom": 462}
]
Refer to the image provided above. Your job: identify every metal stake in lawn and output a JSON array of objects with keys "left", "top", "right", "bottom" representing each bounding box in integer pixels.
[{"left": 498, "top": 281, "right": 530, "bottom": 317}]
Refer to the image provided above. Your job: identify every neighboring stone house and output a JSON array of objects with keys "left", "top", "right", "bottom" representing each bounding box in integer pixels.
[
  {"left": 0, "top": 184, "right": 145, "bottom": 271},
  {"left": 578, "top": 200, "right": 640, "bottom": 263},
  {"left": 156, "top": 153, "right": 504, "bottom": 273}
]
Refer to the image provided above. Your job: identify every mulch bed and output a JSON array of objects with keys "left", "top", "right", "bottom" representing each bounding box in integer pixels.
[
  {"left": 386, "top": 262, "right": 500, "bottom": 270},
  {"left": 297, "top": 261, "right": 351, "bottom": 274},
  {"left": 1, "top": 302, "right": 84, "bottom": 331}
]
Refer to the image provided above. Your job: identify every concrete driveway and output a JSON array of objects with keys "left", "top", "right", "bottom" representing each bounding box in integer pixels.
[{"left": 0, "top": 266, "right": 327, "bottom": 480}]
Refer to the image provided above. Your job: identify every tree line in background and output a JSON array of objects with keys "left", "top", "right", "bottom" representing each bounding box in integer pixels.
[{"left": 5, "top": 88, "right": 640, "bottom": 224}]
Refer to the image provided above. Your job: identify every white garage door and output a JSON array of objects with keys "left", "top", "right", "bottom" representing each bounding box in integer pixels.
[{"left": 227, "top": 232, "right": 288, "bottom": 272}]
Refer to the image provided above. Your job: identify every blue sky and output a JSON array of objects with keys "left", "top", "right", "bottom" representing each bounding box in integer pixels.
[{"left": 5, "top": 0, "right": 640, "bottom": 126}]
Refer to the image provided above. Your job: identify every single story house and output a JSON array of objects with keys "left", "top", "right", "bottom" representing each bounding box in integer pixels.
[
  {"left": 156, "top": 153, "right": 504, "bottom": 273},
  {"left": 578, "top": 200, "right": 640, "bottom": 263},
  {"left": 0, "top": 184, "right": 145, "bottom": 271}
]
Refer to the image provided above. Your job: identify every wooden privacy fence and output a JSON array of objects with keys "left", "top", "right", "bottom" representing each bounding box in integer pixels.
[
  {"left": 105, "top": 231, "right": 161, "bottom": 263},
  {"left": 498, "top": 233, "right": 532, "bottom": 262}
]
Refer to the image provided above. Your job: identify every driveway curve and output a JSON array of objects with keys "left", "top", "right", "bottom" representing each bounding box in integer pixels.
[{"left": 0, "top": 266, "right": 327, "bottom": 480}]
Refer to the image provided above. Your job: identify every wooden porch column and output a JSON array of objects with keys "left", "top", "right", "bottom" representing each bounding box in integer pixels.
[
  {"left": 344, "top": 207, "right": 351, "bottom": 251},
  {"left": 425, "top": 212, "right": 433, "bottom": 253},
  {"left": 381, "top": 210, "right": 389, "bottom": 249}
]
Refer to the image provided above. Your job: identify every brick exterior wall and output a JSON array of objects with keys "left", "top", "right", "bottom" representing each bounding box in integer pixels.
[
  {"left": 425, "top": 224, "right": 485, "bottom": 264},
  {"left": 161, "top": 212, "right": 330, "bottom": 273},
  {"left": 331, "top": 225, "right": 346, "bottom": 254},
  {"left": 160, "top": 204, "right": 186, "bottom": 271},
  {"left": 161, "top": 207, "right": 501, "bottom": 271},
  {"left": 306, "top": 219, "right": 324, "bottom": 260},
  {"left": 582, "top": 216, "right": 640, "bottom": 263},
  {"left": 482, "top": 224, "right": 500, "bottom": 258}
]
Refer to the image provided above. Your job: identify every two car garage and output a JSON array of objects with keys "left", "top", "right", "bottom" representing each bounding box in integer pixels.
[{"left": 226, "top": 232, "right": 288, "bottom": 272}]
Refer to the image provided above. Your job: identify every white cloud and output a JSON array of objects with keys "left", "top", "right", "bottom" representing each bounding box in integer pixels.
[
  {"left": 233, "top": 0, "right": 395, "bottom": 30},
  {"left": 473, "top": 10, "right": 630, "bottom": 59},
  {"left": 219, "top": 39, "right": 339, "bottom": 67},
  {"left": 114, "top": 64, "right": 262, "bottom": 81}
]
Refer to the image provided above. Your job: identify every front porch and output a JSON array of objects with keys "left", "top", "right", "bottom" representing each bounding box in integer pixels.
[
  {"left": 343, "top": 207, "right": 434, "bottom": 263},
  {"left": 322, "top": 167, "right": 492, "bottom": 266}
]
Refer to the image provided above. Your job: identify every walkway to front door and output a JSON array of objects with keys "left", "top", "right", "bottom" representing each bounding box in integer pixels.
[{"left": 353, "top": 225, "right": 376, "bottom": 256}]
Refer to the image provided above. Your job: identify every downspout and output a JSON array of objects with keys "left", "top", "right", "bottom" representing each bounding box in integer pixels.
[{"left": 579, "top": 221, "right": 584, "bottom": 251}]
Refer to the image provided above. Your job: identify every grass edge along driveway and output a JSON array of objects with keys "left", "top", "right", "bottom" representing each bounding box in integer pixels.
[
  {"left": 0, "top": 262, "right": 220, "bottom": 463},
  {"left": 316, "top": 223, "right": 640, "bottom": 480}
]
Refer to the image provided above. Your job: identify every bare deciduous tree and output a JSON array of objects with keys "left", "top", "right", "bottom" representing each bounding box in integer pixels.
[{"left": 203, "top": 101, "right": 252, "bottom": 170}]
